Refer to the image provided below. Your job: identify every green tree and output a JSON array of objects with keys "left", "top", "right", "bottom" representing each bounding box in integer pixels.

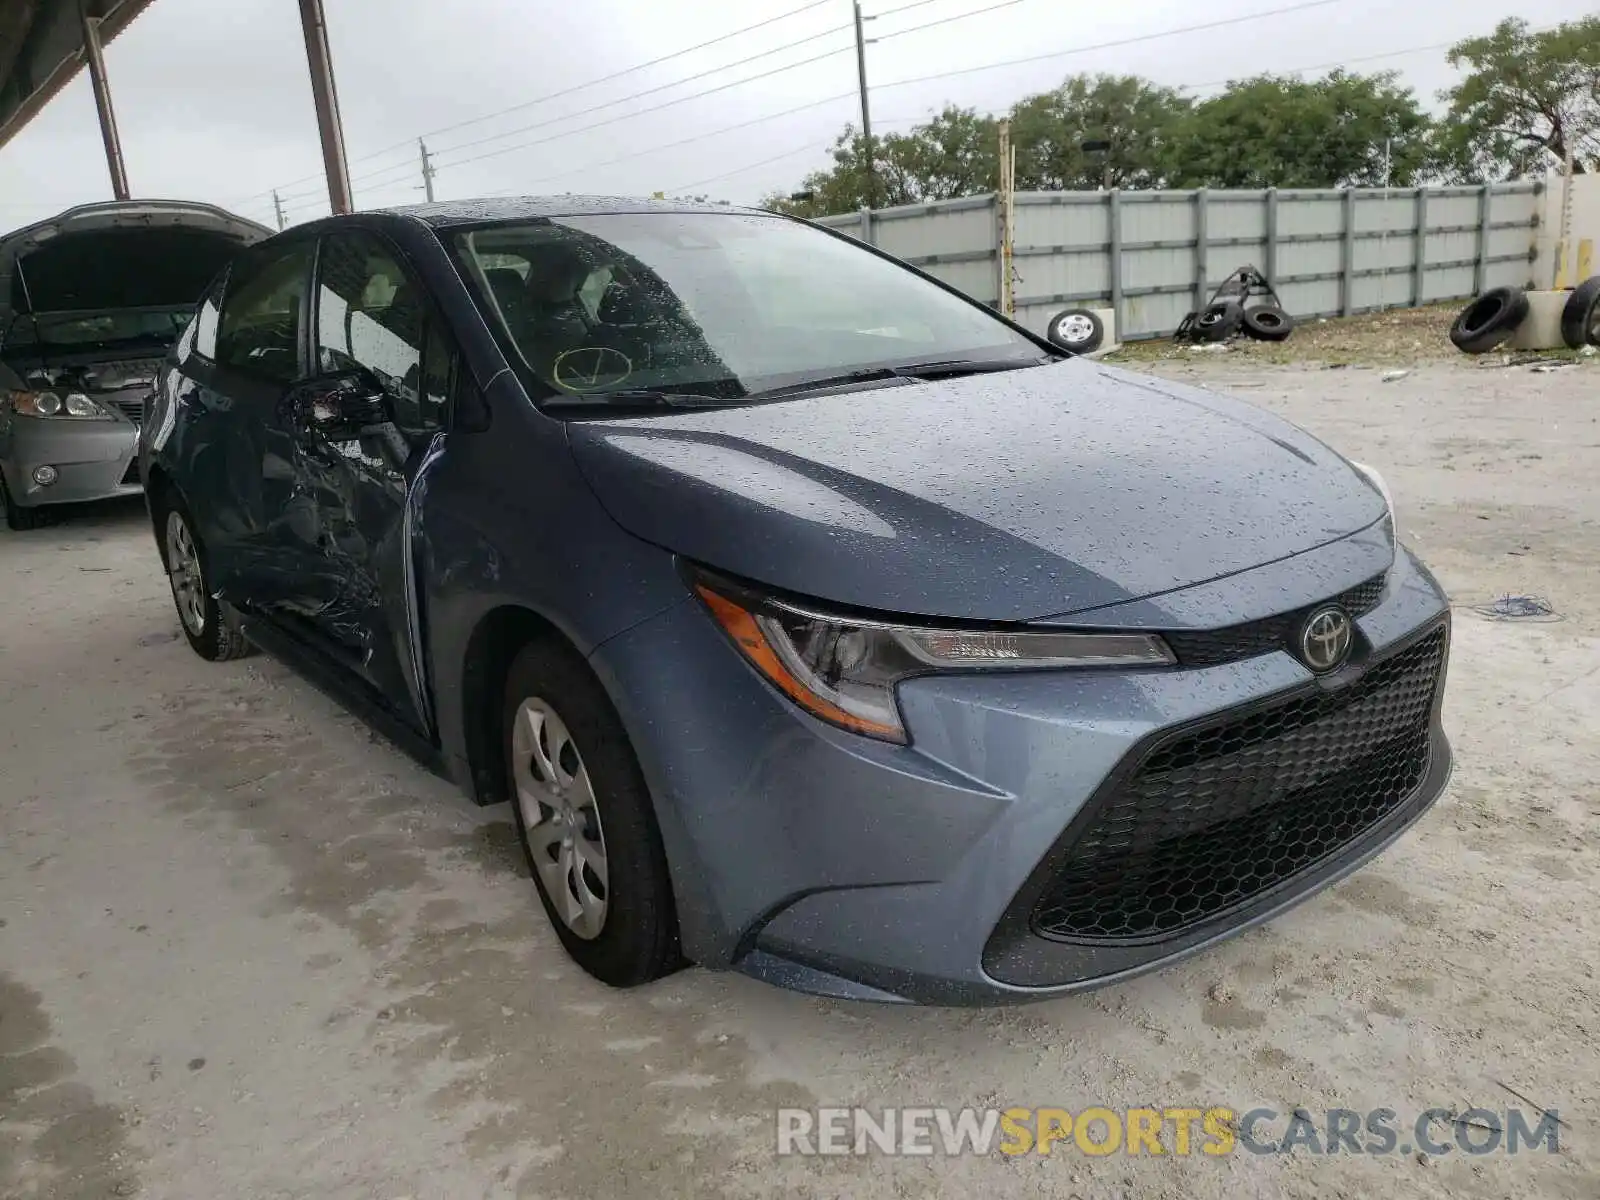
[
  {"left": 1008, "top": 74, "right": 1191, "bottom": 190},
  {"left": 1167, "top": 71, "right": 1436, "bottom": 188},
  {"left": 1438, "top": 16, "right": 1600, "bottom": 180},
  {"left": 761, "top": 108, "right": 999, "bottom": 217}
]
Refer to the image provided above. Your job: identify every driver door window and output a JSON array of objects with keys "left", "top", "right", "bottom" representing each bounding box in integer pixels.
[
  {"left": 314, "top": 231, "right": 437, "bottom": 435},
  {"left": 215, "top": 243, "right": 313, "bottom": 382}
]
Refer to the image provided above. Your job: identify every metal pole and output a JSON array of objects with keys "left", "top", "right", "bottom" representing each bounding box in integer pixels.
[
  {"left": 853, "top": 0, "right": 875, "bottom": 210},
  {"left": 419, "top": 138, "right": 436, "bottom": 203},
  {"left": 79, "top": 8, "right": 129, "bottom": 200},
  {"left": 272, "top": 190, "right": 287, "bottom": 231},
  {"left": 296, "top": 0, "right": 353, "bottom": 214},
  {"left": 998, "top": 119, "right": 1014, "bottom": 317}
]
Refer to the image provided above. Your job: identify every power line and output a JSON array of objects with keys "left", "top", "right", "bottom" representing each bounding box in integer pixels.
[
  {"left": 875, "top": 0, "right": 1343, "bottom": 92},
  {"left": 419, "top": 0, "right": 1055, "bottom": 181},
  {"left": 475, "top": 93, "right": 857, "bottom": 198},
  {"left": 425, "top": 43, "right": 855, "bottom": 175},
  {"left": 228, "top": 0, "right": 837, "bottom": 205},
  {"left": 875, "top": 0, "right": 1027, "bottom": 41},
  {"left": 665, "top": 139, "right": 832, "bottom": 193},
  {"left": 387, "top": 23, "right": 854, "bottom": 175}
]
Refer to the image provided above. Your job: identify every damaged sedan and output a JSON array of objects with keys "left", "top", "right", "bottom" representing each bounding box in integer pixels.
[
  {"left": 141, "top": 197, "right": 1451, "bottom": 1005},
  {"left": 0, "top": 201, "right": 268, "bottom": 529}
]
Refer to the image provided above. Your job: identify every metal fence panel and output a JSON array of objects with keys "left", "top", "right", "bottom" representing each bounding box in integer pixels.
[{"left": 804, "top": 181, "right": 1541, "bottom": 339}]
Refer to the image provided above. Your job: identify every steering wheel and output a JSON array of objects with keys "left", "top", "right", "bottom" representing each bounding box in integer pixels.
[{"left": 551, "top": 346, "right": 634, "bottom": 393}]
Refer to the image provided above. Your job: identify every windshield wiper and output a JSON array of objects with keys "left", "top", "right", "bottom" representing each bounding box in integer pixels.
[
  {"left": 541, "top": 389, "right": 751, "bottom": 410},
  {"left": 749, "top": 356, "right": 1049, "bottom": 400}
]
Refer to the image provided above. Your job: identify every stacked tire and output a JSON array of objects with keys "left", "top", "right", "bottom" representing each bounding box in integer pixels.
[
  {"left": 1190, "top": 298, "right": 1294, "bottom": 343},
  {"left": 1560, "top": 276, "right": 1600, "bottom": 349},
  {"left": 1449, "top": 287, "right": 1530, "bottom": 354},
  {"left": 1448, "top": 278, "right": 1600, "bottom": 354}
]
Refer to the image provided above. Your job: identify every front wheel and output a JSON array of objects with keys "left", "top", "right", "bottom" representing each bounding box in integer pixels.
[
  {"left": 0, "top": 469, "right": 46, "bottom": 531},
  {"left": 503, "top": 637, "right": 681, "bottom": 987},
  {"left": 159, "top": 498, "right": 253, "bottom": 661}
]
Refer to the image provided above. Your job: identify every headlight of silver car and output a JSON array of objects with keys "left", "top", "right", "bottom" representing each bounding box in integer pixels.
[
  {"left": 691, "top": 569, "right": 1173, "bottom": 744},
  {"left": 5, "top": 389, "right": 114, "bottom": 420}
]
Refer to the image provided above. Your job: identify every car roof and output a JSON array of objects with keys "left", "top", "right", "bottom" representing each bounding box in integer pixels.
[{"left": 375, "top": 194, "right": 771, "bottom": 228}]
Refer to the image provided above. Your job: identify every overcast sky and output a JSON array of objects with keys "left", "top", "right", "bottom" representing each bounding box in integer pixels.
[{"left": 0, "top": 0, "right": 1589, "bottom": 231}]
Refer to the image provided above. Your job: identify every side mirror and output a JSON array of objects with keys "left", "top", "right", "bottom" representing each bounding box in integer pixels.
[{"left": 287, "top": 369, "right": 390, "bottom": 441}]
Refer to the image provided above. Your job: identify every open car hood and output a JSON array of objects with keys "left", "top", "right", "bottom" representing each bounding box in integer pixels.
[
  {"left": 0, "top": 200, "right": 271, "bottom": 326},
  {"left": 567, "top": 359, "right": 1391, "bottom": 623}
]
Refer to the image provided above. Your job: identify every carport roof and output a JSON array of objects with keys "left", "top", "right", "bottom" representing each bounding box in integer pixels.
[{"left": 0, "top": 0, "right": 156, "bottom": 150}]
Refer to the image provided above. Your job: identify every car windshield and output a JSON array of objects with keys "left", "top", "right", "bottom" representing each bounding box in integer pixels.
[
  {"left": 450, "top": 211, "right": 1041, "bottom": 403},
  {"left": 4, "top": 308, "right": 193, "bottom": 353}
]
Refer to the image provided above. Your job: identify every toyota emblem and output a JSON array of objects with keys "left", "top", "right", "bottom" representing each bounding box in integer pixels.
[{"left": 1298, "top": 606, "right": 1353, "bottom": 672}]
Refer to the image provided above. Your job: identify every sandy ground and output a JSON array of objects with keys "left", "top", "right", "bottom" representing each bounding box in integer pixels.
[{"left": 2, "top": 359, "right": 1598, "bottom": 1200}]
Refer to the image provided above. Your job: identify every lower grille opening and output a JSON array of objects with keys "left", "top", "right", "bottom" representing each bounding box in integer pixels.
[
  {"left": 1031, "top": 625, "right": 1446, "bottom": 943},
  {"left": 120, "top": 459, "right": 141, "bottom": 486}
]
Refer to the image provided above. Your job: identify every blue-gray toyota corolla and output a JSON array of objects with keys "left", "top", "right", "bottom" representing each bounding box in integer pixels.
[{"left": 140, "top": 197, "right": 1451, "bottom": 1006}]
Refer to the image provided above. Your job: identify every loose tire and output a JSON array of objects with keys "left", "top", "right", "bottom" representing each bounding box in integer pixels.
[
  {"left": 1559, "top": 275, "right": 1600, "bottom": 349},
  {"left": 156, "top": 493, "right": 253, "bottom": 661},
  {"left": 1449, "top": 286, "right": 1529, "bottom": 354},
  {"left": 1242, "top": 304, "right": 1294, "bottom": 342},
  {"left": 1045, "top": 308, "right": 1105, "bottom": 354},
  {"left": 1194, "top": 298, "right": 1244, "bottom": 342},
  {"left": 0, "top": 469, "right": 47, "bottom": 531},
  {"left": 502, "top": 636, "right": 682, "bottom": 987}
]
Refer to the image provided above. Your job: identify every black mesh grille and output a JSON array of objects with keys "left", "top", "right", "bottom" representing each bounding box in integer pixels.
[
  {"left": 1031, "top": 625, "right": 1446, "bottom": 942},
  {"left": 1163, "top": 574, "right": 1387, "bottom": 668},
  {"left": 113, "top": 397, "right": 144, "bottom": 425}
]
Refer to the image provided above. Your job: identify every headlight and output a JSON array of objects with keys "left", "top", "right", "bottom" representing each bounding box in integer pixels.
[
  {"left": 1349, "top": 460, "right": 1393, "bottom": 519},
  {"left": 691, "top": 570, "right": 1173, "bottom": 744},
  {"left": 6, "top": 390, "right": 113, "bottom": 420}
]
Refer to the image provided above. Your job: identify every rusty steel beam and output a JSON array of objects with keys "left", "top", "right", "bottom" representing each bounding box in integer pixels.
[
  {"left": 296, "top": 0, "right": 351, "bottom": 214},
  {"left": 79, "top": 7, "right": 128, "bottom": 199}
]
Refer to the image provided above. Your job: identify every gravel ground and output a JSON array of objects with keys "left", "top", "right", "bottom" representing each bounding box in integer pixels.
[{"left": 2, "top": 359, "right": 1598, "bottom": 1200}]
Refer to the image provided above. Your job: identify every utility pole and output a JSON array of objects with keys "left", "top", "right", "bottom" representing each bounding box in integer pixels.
[
  {"left": 272, "top": 190, "right": 287, "bottom": 231},
  {"left": 853, "top": 0, "right": 876, "bottom": 210},
  {"left": 419, "top": 138, "right": 437, "bottom": 203}
]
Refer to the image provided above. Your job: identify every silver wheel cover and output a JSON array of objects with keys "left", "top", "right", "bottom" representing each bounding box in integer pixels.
[
  {"left": 511, "top": 697, "right": 610, "bottom": 939},
  {"left": 165, "top": 511, "right": 207, "bottom": 636}
]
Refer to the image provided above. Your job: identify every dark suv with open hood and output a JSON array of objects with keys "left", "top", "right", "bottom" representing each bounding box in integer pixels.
[{"left": 0, "top": 201, "right": 269, "bottom": 529}]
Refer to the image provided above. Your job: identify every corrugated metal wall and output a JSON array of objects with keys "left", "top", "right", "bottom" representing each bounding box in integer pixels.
[{"left": 815, "top": 182, "right": 1543, "bottom": 341}]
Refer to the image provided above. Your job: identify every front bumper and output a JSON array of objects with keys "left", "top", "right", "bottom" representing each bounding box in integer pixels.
[
  {"left": 588, "top": 543, "right": 1452, "bottom": 1006},
  {"left": 0, "top": 414, "right": 141, "bottom": 507}
]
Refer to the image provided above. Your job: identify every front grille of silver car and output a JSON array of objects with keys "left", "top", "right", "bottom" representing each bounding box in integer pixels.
[
  {"left": 112, "top": 396, "right": 145, "bottom": 425},
  {"left": 1029, "top": 623, "right": 1447, "bottom": 943}
]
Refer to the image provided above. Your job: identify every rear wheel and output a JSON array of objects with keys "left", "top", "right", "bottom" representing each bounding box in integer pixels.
[
  {"left": 502, "top": 636, "right": 681, "bottom": 987},
  {"left": 158, "top": 496, "right": 253, "bottom": 661},
  {"left": 0, "top": 469, "right": 47, "bottom": 531}
]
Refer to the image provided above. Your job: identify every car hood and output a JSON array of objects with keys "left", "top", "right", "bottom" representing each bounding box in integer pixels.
[
  {"left": 566, "top": 359, "right": 1388, "bottom": 622},
  {"left": 0, "top": 200, "right": 270, "bottom": 328}
]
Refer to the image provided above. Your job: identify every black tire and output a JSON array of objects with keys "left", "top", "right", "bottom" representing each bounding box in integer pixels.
[
  {"left": 0, "top": 468, "right": 47, "bottom": 531},
  {"left": 1242, "top": 304, "right": 1294, "bottom": 341},
  {"left": 1045, "top": 307, "right": 1105, "bottom": 354},
  {"left": 1449, "top": 286, "right": 1530, "bottom": 354},
  {"left": 1559, "top": 275, "right": 1600, "bottom": 349},
  {"left": 154, "top": 491, "right": 253, "bottom": 661},
  {"left": 1194, "top": 298, "right": 1244, "bottom": 342},
  {"left": 502, "top": 636, "right": 682, "bottom": 988}
]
